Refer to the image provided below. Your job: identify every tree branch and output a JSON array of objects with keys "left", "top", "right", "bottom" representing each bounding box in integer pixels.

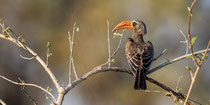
[
  {"left": 184, "top": 41, "right": 210, "bottom": 104},
  {"left": 0, "top": 98, "right": 6, "bottom": 105},
  {"left": 65, "top": 66, "right": 186, "bottom": 101},
  {"left": 0, "top": 34, "right": 61, "bottom": 90},
  {"left": 107, "top": 20, "right": 111, "bottom": 67},
  {"left": 187, "top": 0, "right": 199, "bottom": 67},
  {"left": 153, "top": 49, "right": 167, "bottom": 62},
  {"left": 147, "top": 48, "right": 210, "bottom": 75},
  {"left": 0, "top": 74, "right": 56, "bottom": 102}
]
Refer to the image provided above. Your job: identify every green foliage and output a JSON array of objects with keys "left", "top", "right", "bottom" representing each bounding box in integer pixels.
[
  {"left": 46, "top": 42, "right": 51, "bottom": 48},
  {"left": 191, "top": 36, "right": 197, "bottom": 46},
  {"left": 107, "top": 58, "right": 115, "bottom": 63},
  {"left": 46, "top": 86, "right": 52, "bottom": 100},
  {"left": 179, "top": 99, "right": 183, "bottom": 103},
  {"left": 21, "top": 38, "right": 25, "bottom": 43},
  {"left": 111, "top": 58, "right": 115, "bottom": 62},
  {"left": 201, "top": 53, "right": 208, "bottom": 59},
  {"left": 185, "top": 66, "right": 192, "bottom": 71},
  {"left": 176, "top": 87, "right": 182, "bottom": 93},
  {"left": 46, "top": 86, "right": 52, "bottom": 92},
  {"left": 195, "top": 56, "right": 201, "bottom": 62},
  {"left": 113, "top": 30, "right": 120, "bottom": 38},
  {"left": 165, "top": 92, "right": 171, "bottom": 96},
  {"left": 74, "top": 27, "right": 79, "bottom": 32},
  {"left": 3, "top": 27, "right": 11, "bottom": 37}
]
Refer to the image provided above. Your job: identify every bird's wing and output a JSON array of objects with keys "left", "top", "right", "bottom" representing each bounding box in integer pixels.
[
  {"left": 142, "top": 41, "right": 154, "bottom": 72},
  {"left": 125, "top": 38, "right": 142, "bottom": 75}
]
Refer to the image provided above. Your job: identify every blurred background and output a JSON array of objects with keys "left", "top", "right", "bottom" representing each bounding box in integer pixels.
[{"left": 0, "top": 0, "right": 210, "bottom": 105}]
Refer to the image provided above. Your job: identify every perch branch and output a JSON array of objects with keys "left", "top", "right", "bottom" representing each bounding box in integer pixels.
[
  {"left": 64, "top": 46, "right": 210, "bottom": 101},
  {"left": 65, "top": 66, "right": 185, "bottom": 100}
]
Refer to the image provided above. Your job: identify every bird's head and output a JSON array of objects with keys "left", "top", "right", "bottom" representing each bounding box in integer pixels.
[{"left": 112, "top": 20, "right": 147, "bottom": 35}]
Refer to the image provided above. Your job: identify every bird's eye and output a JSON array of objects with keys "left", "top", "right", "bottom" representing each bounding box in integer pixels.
[{"left": 132, "top": 22, "right": 137, "bottom": 27}]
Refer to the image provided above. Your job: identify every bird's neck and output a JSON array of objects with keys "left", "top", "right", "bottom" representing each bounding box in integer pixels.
[{"left": 132, "top": 33, "right": 145, "bottom": 43}]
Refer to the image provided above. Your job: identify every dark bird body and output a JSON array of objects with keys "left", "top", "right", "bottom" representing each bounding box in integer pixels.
[{"left": 113, "top": 20, "right": 154, "bottom": 90}]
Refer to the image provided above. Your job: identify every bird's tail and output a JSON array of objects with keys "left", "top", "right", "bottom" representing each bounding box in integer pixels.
[{"left": 134, "top": 69, "right": 146, "bottom": 90}]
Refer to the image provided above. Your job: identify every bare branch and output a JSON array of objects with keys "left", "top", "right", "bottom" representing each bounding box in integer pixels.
[
  {"left": 110, "top": 30, "right": 125, "bottom": 58},
  {"left": 0, "top": 74, "right": 56, "bottom": 101},
  {"left": 107, "top": 20, "right": 111, "bottom": 67},
  {"left": 71, "top": 58, "right": 78, "bottom": 80},
  {"left": 68, "top": 23, "right": 78, "bottom": 85},
  {"left": 71, "top": 23, "right": 78, "bottom": 80},
  {"left": 46, "top": 42, "right": 52, "bottom": 67},
  {"left": 65, "top": 66, "right": 185, "bottom": 101},
  {"left": 179, "top": 29, "right": 189, "bottom": 55},
  {"left": 147, "top": 48, "right": 210, "bottom": 75},
  {"left": 176, "top": 76, "right": 183, "bottom": 90},
  {"left": 153, "top": 49, "right": 167, "bottom": 61},
  {"left": 68, "top": 31, "right": 72, "bottom": 85},
  {"left": 20, "top": 55, "right": 34, "bottom": 60},
  {"left": 0, "top": 34, "right": 61, "bottom": 91},
  {"left": 21, "top": 87, "right": 38, "bottom": 105}
]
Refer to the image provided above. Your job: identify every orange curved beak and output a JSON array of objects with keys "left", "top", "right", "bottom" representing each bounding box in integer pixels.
[{"left": 112, "top": 20, "right": 134, "bottom": 32}]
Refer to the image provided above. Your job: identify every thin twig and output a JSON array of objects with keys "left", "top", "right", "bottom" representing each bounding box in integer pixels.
[
  {"left": 68, "top": 23, "right": 78, "bottom": 85},
  {"left": 68, "top": 31, "right": 72, "bottom": 85},
  {"left": 71, "top": 58, "right": 78, "bottom": 79},
  {"left": 0, "top": 34, "right": 61, "bottom": 90},
  {"left": 184, "top": 41, "right": 210, "bottom": 105},
  {"left": 0, "top": 75, "right": 56, "bottom": 102},
  {"left": 147, "top": 48, "right": 210, "bottom": 75},
  {"left": 110, "top": 30, "right": 125, "bottom": 58},
  {"left": 187, "top": 0, "right": 199, "bottom": 67},
  {"left": 46, "top": 42, "right": 52, "bottom": 66},
  {"left": 179, "top": 29, "right": 189, "bottom": 55},
  {"left": 0, "top": 98, "right": 6, "bottom": 105},
  {"left": 20, "top": 55, "right": 34, "bottom": 60},
  {"left": 107, "top": 20, "right": 111, "bottom": 67},
  {"left": 71, "top": 23, "right": 78, "bottom": 80},
  {"left": 145, "top": 90, "right": 166, "bottom": 94},
  {"left": 21, "top": 87, "right": 38, "bottom": 105},
  {"left": 176, "top": 76, "right": 183, "bottom": 90},
  {"left": 153, "top": 49, "right": 167, "bottom": 61},
  {"left": 46, "top": 43, "right": 52, "bottom": 67}
]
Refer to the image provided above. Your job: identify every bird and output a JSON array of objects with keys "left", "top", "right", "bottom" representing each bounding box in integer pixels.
[{"left": 112, "top": 20, "right": 154, "bottom": 90}]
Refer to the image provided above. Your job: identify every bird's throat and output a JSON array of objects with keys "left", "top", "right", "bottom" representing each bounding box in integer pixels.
[{"left": 132, "top": 33, "right": 145, "bottom": 44}]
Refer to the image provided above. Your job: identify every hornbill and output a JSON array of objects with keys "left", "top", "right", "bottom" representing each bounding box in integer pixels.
[{"left": 112, "top": 20, "right": 154, "bottom": 90}]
